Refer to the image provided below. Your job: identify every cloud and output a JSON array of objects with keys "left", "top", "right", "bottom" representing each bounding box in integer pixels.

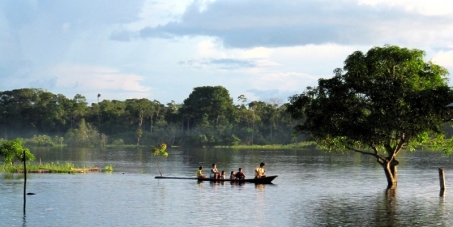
[
  {"left": 50, "top": 64, "right": 149, "bottom": 91},
  {"left": 432, "top": 50, "right": 453, "bottom": 68},
  {"left": 2, "top": 0, "right": 452, "bottom": 105},
  {"left": 245, "top": 89, "right": 296, "bottom": 103},
  {"left": 358, "top": 0, "right": 453, "bottom": 16},
  {"left": 45, "top": 64, "right": 152, "bottom": 103},
  {"left": 179, "top": 58, "right": 257, "bottom": 70},
  {"left": 130, "top": 0, "right": 453, "bottom": 49}
]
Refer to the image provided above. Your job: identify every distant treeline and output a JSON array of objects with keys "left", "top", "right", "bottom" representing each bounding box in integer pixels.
[{"left": 0, "top": 87, "right": 305, "bottom": 147}]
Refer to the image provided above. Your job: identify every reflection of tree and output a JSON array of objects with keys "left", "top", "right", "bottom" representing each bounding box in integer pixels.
[
  {"left": 373, "top": 189, "right": 397, "bottom": 227},
  {"left": 181, "top": 148, "right": 235, "bottom": 167},
  {"left": 298, "top": 189, "right": 450, "bottom": 226}
]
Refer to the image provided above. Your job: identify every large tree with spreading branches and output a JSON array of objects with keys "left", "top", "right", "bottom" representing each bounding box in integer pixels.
[{"left": 287, "top": 45, "right": 453, "bottom": 189}]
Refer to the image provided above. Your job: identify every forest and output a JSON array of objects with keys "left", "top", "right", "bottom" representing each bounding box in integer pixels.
[{"left": 0, "top": 87, "right": 305, "bottom": 147}]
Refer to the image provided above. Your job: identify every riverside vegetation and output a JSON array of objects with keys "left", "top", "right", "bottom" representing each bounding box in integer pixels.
[
  {"left": 0, "top": 138, "right": 112, "bottom": 173},
  {"left": 0, "top": 86, "right": 305, "bottom": 148}
]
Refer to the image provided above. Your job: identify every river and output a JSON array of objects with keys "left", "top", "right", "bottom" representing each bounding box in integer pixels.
[{"left": 1, "top": 147, "right": 453, "bottom": 226}]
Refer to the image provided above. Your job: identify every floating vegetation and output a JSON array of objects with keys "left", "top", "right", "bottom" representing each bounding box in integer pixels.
[
  {"left": 104, "top": 164, "right": 114, "bottom": 172},
  {"left": 0, "top": 161, "right": 107, "bottom": 173}
]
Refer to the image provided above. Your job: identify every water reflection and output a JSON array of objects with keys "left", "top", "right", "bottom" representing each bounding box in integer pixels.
[
  {"left": 298, "top": 187, "right": 453, "bottom": 227},
  {"left": 255, "top": 184, "right": 265, "bottom": 191}
]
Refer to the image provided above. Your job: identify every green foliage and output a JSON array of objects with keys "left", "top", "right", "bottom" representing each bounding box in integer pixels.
[
  {"left": 24, "top": 135, "right": 55, "bottom": 147},
  {"left": 214, "top": 141, "right": 316, "bottom": 149},
  {"left": 65, "top": 119, "right": 102, "bottom": 147},
  {"left": 111, "top": 138, "right": 125, "bottom": 146},
  {"left": 225, "top": 134, "right": 241, "bottom": 146},
  {"left": 0, "top": 138, "right": 35, "bottom": 165},
  {"left": 104, "top": 164, "right": 114, "bottom": 172},
  {"left": 0, "top": 161, "right": 106, "bottom": 173},
  {"left": 180, "top": 86, "right": 236, "bottom": 129},
  {"left": 287, "top": 45, "right": 453, "bottom": 154},
  {"left": 0, "top": 86, "right": 299, "bottom": 147},
  {"left": 153, "top": 143, "right": 168, "bottom": 157}
]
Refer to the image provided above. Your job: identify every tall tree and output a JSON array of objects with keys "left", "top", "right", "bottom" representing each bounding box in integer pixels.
[
  {"left": 69, "top": 94, "right": 88, "bottom": 129},
  {"left": 97, "top": 99, "right": 127, "bottom": 135},
  {"left": 181, "top": 86, "right": 235, "bottom": 130},
  {"left": 125, "top": 98, "right": 154, "bottom": 146},
  {"left": 287, "top": 45, "right": 453, "bottom": 189}
]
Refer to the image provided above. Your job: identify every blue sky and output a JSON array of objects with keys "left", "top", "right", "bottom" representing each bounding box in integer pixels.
[{"left": 1, "top": 0, "right": 452, "bottom": 105}]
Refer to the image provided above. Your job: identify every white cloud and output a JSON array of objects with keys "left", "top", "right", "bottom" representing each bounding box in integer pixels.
[
  {"left": 196, "top": 38, "right": 225, "bottom": 58},
  {"left": 358, "top": 0, "right": 453, "bottom": 16},
  {"left": 252, "top": 71, "right": 318, "bottom": 91},
  {"left": 50, "top": 64, "right": 149, "bottom": 91},
  {"left": 432, "top": 50, "right": 453, "bottom": 68},
  {"left": 124, "top": 0, "right": 193, "bottom": 30},
  {"left": 46, "top": 64, "right": 151, "bottom": 102}
]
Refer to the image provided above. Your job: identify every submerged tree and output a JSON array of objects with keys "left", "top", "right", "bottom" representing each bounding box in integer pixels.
[
  {"left": 287, "top": 45, "right": 453, "bottom": 189},
  {"left": 153, "top": 143, "right": 168, "bottom": 176}
]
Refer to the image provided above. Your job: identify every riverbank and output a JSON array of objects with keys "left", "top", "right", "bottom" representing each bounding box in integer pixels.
[{"left": 213, "top": 141, "right": 317, "bottom": 149}]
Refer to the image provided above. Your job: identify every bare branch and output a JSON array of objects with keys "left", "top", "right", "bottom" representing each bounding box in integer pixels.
[{"left": 347, "top": 147, "right": 378, "bottom": 157}]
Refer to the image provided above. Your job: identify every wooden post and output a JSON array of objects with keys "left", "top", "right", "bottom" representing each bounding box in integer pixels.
[
  {"left": 23, "top": 150, "right": 27, "bottom": 214},
  {"left": 439, "top": 168, "right": 446, "bottom": 197}
]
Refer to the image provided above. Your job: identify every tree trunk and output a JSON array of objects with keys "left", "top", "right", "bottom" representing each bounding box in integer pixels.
[
  {"left": 382, "top": 159, "right": 399, "bottom": 189},
  {"left": 157, "top": 159, "right": 162, "bottom": 177}
]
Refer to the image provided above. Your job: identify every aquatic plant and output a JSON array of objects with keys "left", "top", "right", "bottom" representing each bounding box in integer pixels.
[{"left": 104, "top": 164, "right": 114, "bottom": 172}]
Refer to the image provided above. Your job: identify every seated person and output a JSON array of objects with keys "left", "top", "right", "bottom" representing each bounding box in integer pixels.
[
  {"left": 230, "top": 171, "right": 236, "bottom": 180},
  {"left": 220, "top": 171, "right": 226, "bottom": 179},
  {"left": 197, "top": 166, "right": 206, "bottom": 178},
  {"left": 255, "top": 162, "right": 266, "bottom": 178},
  {"left": 235, "top": 168, "right": 246, "bottom": 180},
  {"left": 210, "top": 163, "right": 220, "bottom": 179}
]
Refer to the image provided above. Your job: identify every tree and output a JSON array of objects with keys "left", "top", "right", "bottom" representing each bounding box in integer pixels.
[
  {"left": 181, "top": 86, "right": 235, "bottom": 130},
  {"left": 287, "top": 45, "right": 453, "bottom": 189},
  {"left": 65, "top": 119, "right": 101, "bottom": 147},
  {"left": 0, "top": 138, "right": 35, "bottom": 165},
  {"left": 69, "top": 94, "right": 88, "bottom": 129},
  {"left": 153, "top": 143, "right": 168, "bottom": 176},
  {"left": 125, "top": 99, "right": 149, "bottom": 146}
]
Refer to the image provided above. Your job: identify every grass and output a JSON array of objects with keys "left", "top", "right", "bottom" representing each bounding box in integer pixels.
[
  {"left": 213, "top": 141, "right": 317, "bottom": 149},
  {"left": 0, "top": 161, "right": 106, "bottom": 173}
]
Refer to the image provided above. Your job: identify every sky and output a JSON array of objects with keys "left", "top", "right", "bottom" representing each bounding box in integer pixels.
[{"left": 1, "top": 0, "right": 453, "bottom": 105}]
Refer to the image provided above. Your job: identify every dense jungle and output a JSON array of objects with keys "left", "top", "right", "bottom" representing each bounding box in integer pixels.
[{"left": 0, "top": 86, "right": 305, "bottom": 148}]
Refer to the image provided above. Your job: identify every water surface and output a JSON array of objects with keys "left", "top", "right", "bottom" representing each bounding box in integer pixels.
[{"left": 2, "top": 148, "right": 453, "bottom": 226}]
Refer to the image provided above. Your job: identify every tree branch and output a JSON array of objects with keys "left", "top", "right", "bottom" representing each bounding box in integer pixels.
[
  {"left": 348, "top": 145, "right": 388, "bottom": 165},
  {"left": 347, "top": 146, "right": 378, "bottom": 158}
]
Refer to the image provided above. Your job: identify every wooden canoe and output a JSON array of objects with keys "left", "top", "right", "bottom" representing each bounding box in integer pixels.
[{"left": 155, "top": 175, "right": 277, "bottom": 184}]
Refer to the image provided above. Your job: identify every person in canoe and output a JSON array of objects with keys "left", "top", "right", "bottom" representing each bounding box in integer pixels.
[
  {"left": 230, "top": 171, "right": 236, "bottom": 180},
  {"left": 235, "top": 168, "right": 246, "bottom": 180},
  {"left": 197, "top": 166, "right": 206, "bottom": 178},
  {"left": 210, "top": 163, "right": 221, "bottom": 179},
  {"left": 255, "top": 162, "right": 266, "bottom": 178}
]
